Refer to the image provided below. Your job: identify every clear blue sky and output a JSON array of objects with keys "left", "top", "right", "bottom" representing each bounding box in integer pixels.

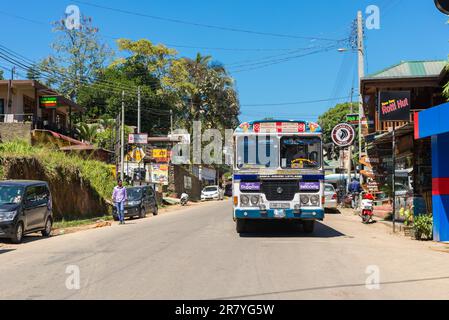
[{"left": 0, "top": 0, "right": 448, "bottom": 123}]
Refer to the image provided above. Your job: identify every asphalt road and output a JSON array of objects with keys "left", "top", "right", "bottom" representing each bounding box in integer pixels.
[{"left": 1, "top": 200, "right": 449, "bottom": 300}]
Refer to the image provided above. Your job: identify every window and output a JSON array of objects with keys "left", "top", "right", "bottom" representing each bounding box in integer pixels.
[
  {"left": 236, "top": 136, "right": 279, "bottom": 169},
  {"left": 25, "top": 186, "right": 38, "bottom": 205},
  {"left": 0, "top": 98, "right": 4, "bottom": 115},
  {"left": 280, "top": 137, "right": 322, "bottom": 169},
  {"left": 23, "top": 95, "right": 35, "bottom": 115},
  {"left": 0, "top": 186, "right": 24, "bottom": 204}
]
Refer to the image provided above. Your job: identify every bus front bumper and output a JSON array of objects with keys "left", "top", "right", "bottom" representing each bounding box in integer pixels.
[{"left": 234, "top": 208, "right": 325, "bottom": 221}]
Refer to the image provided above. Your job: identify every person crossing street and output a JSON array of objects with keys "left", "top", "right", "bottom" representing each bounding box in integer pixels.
[{"left": 112, "top": 180, "right": 127, "bottom": 225}]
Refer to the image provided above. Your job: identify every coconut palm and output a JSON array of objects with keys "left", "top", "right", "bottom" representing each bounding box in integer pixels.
[{"left": 75, "top": 122, "right": 100, "bottom": 144}]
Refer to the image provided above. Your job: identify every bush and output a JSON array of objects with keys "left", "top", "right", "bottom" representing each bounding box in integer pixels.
[{"left": 413, "top": 214, "right": 433, "bottom": 240}]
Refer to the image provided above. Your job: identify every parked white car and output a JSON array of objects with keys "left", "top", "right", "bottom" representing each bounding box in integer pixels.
[
  {"left": 324, "top": 184, "right": 338, "bottom": 209},
  {"left": 201, "top": 186, "right": 224, "bottom": 201}
]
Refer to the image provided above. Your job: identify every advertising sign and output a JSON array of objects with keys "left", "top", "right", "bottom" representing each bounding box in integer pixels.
[
  {"left": 39, "top": 96, "right": 58, "bottom": 109},
  {"left": 331, "top": 123, "right": 355, "bottom": 147},
  {"left": 379, "top": 91, "right": 411, "bottom": 122},
  {"left": 150, "top": 164, "right": 169, "bottom": 185},
  {"left": 128, "top": 133, "right": 148, "bottom": 144},
  {"left": 152, "top": 149, "right": 168, "bottom": 159},
  {"left": 346, "top": 114, "right": 360, "bottom": 125},
  {"left": 240, "top": 182, "right": 261, "bottom": 191},
  {"left": 299, "top": 182, "right": 321, "bottom": 191},
  {"left": 254, "top": 122, "right": 306, "bottom": 134}
]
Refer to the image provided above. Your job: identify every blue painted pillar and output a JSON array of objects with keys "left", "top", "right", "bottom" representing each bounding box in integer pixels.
[{"left": 431, "top": 132, "right": 449, "bottom": 242}]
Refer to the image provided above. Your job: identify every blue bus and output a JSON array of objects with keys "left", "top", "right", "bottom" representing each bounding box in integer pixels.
[{"left": 232, "top": 120, "right": 325, "bottom": 234}]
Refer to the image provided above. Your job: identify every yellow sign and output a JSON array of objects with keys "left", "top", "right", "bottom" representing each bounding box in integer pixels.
[
  {"left": 133, "top": 148, "right": 146, "bottom": 162},
  {"left": 152, "top": 149, "right": 168, "bottom": 159}
]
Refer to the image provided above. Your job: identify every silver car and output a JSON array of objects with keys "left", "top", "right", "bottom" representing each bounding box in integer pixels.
[{"left": 324, "top": 184, "right": 338, "bottom": 209}]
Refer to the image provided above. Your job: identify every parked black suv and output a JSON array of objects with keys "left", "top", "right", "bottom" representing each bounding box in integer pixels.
[
  {"left": 0, "top": 181, "right": 53, "bottom": 244},
  {"left": 113, "top": 185, "right": 158, "bottom": 221}
]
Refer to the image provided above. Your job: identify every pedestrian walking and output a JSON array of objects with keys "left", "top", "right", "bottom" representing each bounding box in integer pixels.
[{"left": 112, "top": 179, "right": 127, "bottom": 225}]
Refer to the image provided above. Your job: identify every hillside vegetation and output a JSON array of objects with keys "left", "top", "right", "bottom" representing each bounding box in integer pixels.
[{"left": 0, "top": 141, "right": 116, "bottom": 220}]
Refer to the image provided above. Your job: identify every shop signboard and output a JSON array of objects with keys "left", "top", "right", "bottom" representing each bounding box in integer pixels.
[
  {"left": 331, "top": 123, "right": 355, "bottom": 148},
  {"left": 128, "top": 133, "right": 148, "bottom": 144},
  {"left": 379, "top": 91, "right": 411, "bottom": 122},
  {"left": 150, "top": 164, "right": 169, "bottom": 185},
  {"left": 39, "top": 96, "right": 58, "bottom": 109}
]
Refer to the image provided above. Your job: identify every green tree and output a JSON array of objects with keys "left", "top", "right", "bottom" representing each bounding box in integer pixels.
[
  {"left": 75, "top": 122, "right": 100, "bottom": 144},
  {"left": 318, "top": 102, "right": 358, "bottom": 144},
  {"left": 0, "top": 69, "right": 4, "bottom": 80},
  {"left": 77, "top": 38, "right": 174, "bottom": 135},
  {"left": 39, "top": 16, "right": 112, "bottom": 101},
  {"left": 164, "top": 53, "right": 240, "bottom": 131}
]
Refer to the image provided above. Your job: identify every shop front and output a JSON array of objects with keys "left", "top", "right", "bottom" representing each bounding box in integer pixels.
[{"left": 415, "top": 102, "right": 449, "bottom": 242}]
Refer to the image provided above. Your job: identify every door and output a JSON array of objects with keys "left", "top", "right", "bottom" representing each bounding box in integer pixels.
[
  {"left": 147, "top": 187, "right": 156, "bottom": 212},
  {"left": 23, "top": 186, "right": 41, "bottom": 230},
  {"left": 34, "top": 185, "right": 50, "bottom": 228}
]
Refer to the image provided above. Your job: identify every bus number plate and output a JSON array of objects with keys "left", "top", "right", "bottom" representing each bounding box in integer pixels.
[{"left": 274, "top": 209, "right": 286, "bottom": 218}]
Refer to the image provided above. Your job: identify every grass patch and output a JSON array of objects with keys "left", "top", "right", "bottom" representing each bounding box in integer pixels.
[
  {"left": 0, "top": 140, "right": 116, "bottom": 201},
  {"left": 54, "top": 215, "right": 113, "bottom": 229}
]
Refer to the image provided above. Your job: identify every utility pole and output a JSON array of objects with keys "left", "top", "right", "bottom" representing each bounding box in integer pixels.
[
  {"left": 137, "top": 86, "right": 141, "bottom": 133},
  {"left": 120, "top": 91, "right": 125, "bottom": 182},
  {"left": 170, "top": 109, "right": 174, "bottom": 134},
  {"left": 357, "top": 10, "right": 365, "bottom": 183},
  {"left": 347, "top": 87, "right": 355, "bottom": 191}
]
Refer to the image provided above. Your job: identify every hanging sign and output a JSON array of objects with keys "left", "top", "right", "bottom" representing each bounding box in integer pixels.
[
  {"left": 331, "top": 123, "right": 356, "bottom": 147},
  {"left": 379, "top": 91, "right": 411, "bottom": 122},
  {"left": 39, "top": 96, "right": 58, "bottom": 109}
]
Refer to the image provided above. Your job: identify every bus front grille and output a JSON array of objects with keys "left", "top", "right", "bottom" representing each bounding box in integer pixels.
[{"left": 262, "top": 180, "right": 299, "bottom": 201}]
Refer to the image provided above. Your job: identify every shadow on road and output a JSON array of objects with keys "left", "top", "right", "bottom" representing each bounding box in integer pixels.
[
  {"left": 212, "top": 275, "right": 449, "bottom": 300},
  {"left": 325, "top": 208, "right": 341, "bottom": 214},
  {"left": 239, "top": 221, "right": 345, "bottom": 238},
  {"left": 0, "top": 249, "right": 15, "bottom": 254},
  {"left": 0, "top": 234, "right": 49, "bottom": 245}
]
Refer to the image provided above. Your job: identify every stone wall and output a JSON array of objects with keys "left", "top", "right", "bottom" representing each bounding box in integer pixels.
[{"left": 0, "top": 123, "right": 32, "bottom": 143}]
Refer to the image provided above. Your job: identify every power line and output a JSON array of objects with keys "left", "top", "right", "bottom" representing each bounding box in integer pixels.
[
  {"left": 74, "top": 0, "right": 345, "bottom": 42},
  {"left": 229, "top": 44, "right": 341, "bottom": 73},
  {"left": 0, "top": 9, "right": 344, "bottom": 55},
  {"left": 242, "top": 94, "right": 359, "bottom": 107}
]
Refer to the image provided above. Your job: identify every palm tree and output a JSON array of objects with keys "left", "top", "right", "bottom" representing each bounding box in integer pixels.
[
  {"left": 181, "top": 53, "right": 240, "bottom": 128},
  {"left": 75, "top": 123, "right": 100, "bottom": 144}
]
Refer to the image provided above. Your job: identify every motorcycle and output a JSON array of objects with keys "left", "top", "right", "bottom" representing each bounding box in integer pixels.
[
  {"left": 180, "top": 193, "right": 189, "bottom": 206},
  {"left": 360, "top": 193, "right": 374, "bottom": 224}
]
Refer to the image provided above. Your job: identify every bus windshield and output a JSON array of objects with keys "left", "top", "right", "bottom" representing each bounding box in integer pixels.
[
  {"left": 236, "top": 136, "right": 279, "bottom": 169},
  {"left": 280, "top": 136, "right": 322, "bottom": 169}
]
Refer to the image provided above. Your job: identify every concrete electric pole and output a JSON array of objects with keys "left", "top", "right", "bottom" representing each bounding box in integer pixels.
[
  {"left": 357, "top": 10, "right": 365, "bottom": 183},
  {"left": 137, "top": 86, "right": 141, "bottom": 133},
  {"left": 120, "top": 90, "right": 125, "bottom": 182}
]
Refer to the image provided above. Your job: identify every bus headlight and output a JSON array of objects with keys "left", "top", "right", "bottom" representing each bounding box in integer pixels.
[
  {"left": 310, "top": 195, "right": 320, "bottom": 206},
  {"left": 250, "top": 195, "right": 260, "bottom": 206},
  {"left": 240, "top": 195, "right": 250, "bottom": 206},
  {"left": 300, "top": 195, "right": 310, "bottom": 205}
]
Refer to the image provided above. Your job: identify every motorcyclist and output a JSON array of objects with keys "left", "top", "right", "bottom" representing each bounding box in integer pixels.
[{"left": 348, "top": 178, "right": 363, "bottom": 209}]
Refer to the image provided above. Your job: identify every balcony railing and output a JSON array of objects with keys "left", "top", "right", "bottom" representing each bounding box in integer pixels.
[{"left": 0, "top": 114, "right": 34, "bottom": 124}]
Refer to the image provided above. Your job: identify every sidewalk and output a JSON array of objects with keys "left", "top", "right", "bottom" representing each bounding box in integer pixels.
[{"left": 338, "top": 207, "right": 408, "bottom": 237}]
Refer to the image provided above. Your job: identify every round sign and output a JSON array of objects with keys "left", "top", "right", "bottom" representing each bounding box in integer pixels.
[
  {"left": 435, "top": 0, "right": 449, "bottom": 14},
  {"left": 331, "top": 123, "right": 355, "bottom": 147}
]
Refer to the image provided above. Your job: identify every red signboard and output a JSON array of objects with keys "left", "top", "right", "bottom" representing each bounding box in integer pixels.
[{"left": 253, "top": 122, "right": 306, "bottom": 133}]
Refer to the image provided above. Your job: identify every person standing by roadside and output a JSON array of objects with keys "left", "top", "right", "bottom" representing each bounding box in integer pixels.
[{"left": 112, "top": 180, "right": 127, "bottom": 225}]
